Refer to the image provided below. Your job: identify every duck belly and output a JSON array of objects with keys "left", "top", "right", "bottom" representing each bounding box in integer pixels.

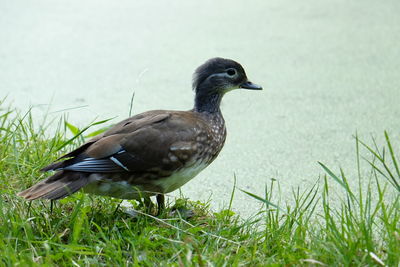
[
  {"left": 83, "top": 174, "right": 147, "bottom": 199},
  {"left": 82, "top": 162, "right": 208, "bottom": 199},
  {"left": 154, "top": 162, "right": 209, "bottom": 193}
]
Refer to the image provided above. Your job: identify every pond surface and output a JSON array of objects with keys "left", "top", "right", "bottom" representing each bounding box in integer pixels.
[{"left": 1, "top": 0, "right": 400, "bottom": 216}]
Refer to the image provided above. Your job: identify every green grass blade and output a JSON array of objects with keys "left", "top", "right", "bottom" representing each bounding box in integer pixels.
[
  {"left": 318, "top": 162, "right": 356, "bottom": 201},
  {"left": 384, "top": 131, "right": 400, "bottom": 190},
  {"left": 65, "top": 121, "right": 80, "bottom": 136}
]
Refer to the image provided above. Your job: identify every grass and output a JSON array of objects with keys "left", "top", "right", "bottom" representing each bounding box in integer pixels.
[{"left": 0, "top": 101, "right": 399, "bottom": 266}]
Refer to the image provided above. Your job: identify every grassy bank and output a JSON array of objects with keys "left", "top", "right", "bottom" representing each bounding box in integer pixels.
[{"left": 0, "top": 103, "right": 399, "bottom": 266}]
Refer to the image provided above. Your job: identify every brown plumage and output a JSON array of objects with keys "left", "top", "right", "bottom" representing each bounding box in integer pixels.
[{"left": 18, "top": 57, "right": 262, "bottom": 213}]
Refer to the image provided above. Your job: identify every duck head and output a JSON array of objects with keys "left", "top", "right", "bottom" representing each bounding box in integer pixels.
[{"left": 193, "top": 57, "right": 262, "bottom": 113}]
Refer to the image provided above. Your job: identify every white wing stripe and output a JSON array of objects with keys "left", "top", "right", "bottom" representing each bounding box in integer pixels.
[{"left": 110, "top": 156, "right": 130, "bottom": 171}]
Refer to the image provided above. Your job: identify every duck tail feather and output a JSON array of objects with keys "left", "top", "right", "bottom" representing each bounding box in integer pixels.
[{"left": 17, "top": 171, "right": 89, "bottom": 200}]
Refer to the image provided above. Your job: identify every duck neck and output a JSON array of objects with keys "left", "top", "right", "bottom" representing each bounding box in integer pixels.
[{"left": 194, "top": 91, "right": 223, "bottom": 114}]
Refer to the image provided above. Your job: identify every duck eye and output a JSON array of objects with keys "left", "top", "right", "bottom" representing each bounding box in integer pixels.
[{"left": 226, "top": 68, "right": 236, "bottom": 76}]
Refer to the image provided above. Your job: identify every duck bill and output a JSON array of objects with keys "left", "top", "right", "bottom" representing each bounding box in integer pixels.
[{"left": 240, "top": 81, "right": 262, "bottom": 90}]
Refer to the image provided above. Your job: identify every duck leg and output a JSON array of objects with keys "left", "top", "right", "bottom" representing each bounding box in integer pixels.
[{"left": 156, "top": 194, "right": 165, "bottom": 216}]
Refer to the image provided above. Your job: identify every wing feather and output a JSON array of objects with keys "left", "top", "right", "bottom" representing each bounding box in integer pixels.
[
  {"left": 62, "top": 157, "right": 124, "bottom": 173},
  {"left": 41, "top": 111, "right": 208, "bottom": 174}
]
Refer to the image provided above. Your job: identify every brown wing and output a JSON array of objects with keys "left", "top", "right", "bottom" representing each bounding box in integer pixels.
[
  {"left": 41, "top": 111, "right": 170, "bottom": 172},
  {"left": 41, "top": 111, "right": 209, "bottom": 174}
]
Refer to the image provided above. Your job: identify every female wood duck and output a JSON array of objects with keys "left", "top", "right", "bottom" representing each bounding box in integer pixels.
[{"left": 18, "top": 57, "right": 262, "bottom": 213}]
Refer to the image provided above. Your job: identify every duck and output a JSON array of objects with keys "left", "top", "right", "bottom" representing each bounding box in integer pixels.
[{"left": 17, "top": 57, "right": 262, "bottom": 214}]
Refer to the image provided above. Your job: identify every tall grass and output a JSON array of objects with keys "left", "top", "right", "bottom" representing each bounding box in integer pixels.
[{"left": 0, "top": 102, "right": 399, "bottom": 266}]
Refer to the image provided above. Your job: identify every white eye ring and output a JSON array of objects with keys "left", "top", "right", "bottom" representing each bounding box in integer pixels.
[{"left": 226, "top": 68, "right": 236, "bottom": 76}]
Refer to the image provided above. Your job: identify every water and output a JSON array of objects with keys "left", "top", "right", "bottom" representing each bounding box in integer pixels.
[{"left": 1, "top": 0, "right": 400, "bottom": 217}]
